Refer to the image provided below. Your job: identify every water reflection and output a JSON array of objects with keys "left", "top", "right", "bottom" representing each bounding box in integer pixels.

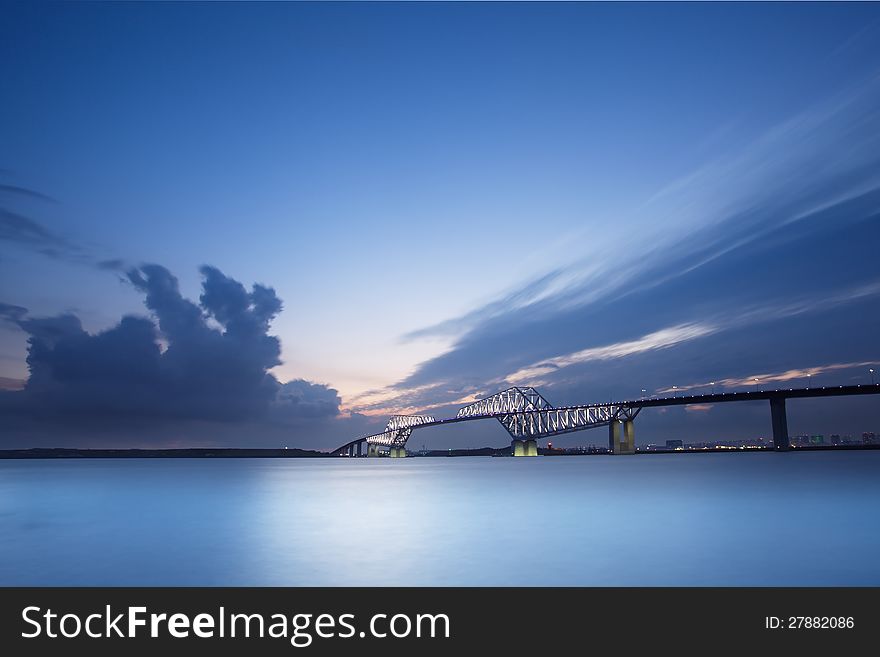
[{"left": 1, "top": 452, "right": 878, "bottom": 585}]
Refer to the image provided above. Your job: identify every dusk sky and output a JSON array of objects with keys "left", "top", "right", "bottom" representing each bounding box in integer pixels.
[{"left": 2, "top": 2, "right": 880, "bottom": 449}]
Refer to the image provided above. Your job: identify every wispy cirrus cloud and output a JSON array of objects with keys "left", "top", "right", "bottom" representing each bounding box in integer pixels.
[
  {"left": 0, "top": 179, "right": 128, "bottom": 270},
  {"left": 349, "top": 73, "right": 880, "bottom": 421},
  {"left": 656, "top": 360, "right": 880, "bottom": 396},
  {"left": 349, "top": 264, "right": 880, "bottom": 417},
  {"left": 0, "top": 184, "right": 56, "bottom": 203},
  {"left": 506, "top": 322, "right": 717, "bottom": 386},
  {"left": 0, "top": 207, "right": 84, "bottom": 259},
  {"left": 504, "top": 279, "right": 880, "bottom": 389},
  {"left": 404, "top": 75, "right": 880, "bottom": 347}
]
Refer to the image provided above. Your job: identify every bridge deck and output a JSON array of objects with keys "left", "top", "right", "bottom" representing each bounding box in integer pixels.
[{"left": 332, "top": 384, "right": 880, "bottom": 453}]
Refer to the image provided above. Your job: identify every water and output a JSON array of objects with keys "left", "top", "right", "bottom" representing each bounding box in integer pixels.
[{"left": 1, "top": 451, "right": 879, "bottom": 586}]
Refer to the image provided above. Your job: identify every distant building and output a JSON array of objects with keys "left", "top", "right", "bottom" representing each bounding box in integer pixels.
[
  {"left": 810, "top": 435, "right": 824, "bottom": 445},
  {"left": 830, "top": 434, "right": 841, "bottom": 445},
  {"left": 863, "top": 432, "right": 877, "bottom": 445},
  {"left": 665, "top": 439, "right": 683, "bottom": 449}
]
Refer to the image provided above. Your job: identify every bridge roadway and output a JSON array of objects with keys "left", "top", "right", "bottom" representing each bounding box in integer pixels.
[{"left": 332, "top": 383, "right": 880, "bottom": 457}]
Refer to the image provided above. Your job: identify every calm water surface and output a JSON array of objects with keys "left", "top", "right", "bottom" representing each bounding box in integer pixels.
[{"left": 2, "top": 452, "right": 879, "bottom": 585}]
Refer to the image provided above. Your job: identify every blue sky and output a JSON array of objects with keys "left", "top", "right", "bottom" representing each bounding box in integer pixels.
[{"left": 1, "top": 2, "right": 879, "bottom": 449}]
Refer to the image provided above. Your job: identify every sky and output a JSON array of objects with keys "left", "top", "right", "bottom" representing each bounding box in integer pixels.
[{"left": 1, "top": 1, "right": 880, "bottom": 450}]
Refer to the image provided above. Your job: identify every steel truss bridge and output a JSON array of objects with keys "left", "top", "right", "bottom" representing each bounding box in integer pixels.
[{"left": 332, "top": 383, "right": 880, "bottom": 457}]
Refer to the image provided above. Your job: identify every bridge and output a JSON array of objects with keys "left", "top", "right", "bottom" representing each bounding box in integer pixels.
[{"left": 331, "top": 384, "right": 880, "bottom": 457}]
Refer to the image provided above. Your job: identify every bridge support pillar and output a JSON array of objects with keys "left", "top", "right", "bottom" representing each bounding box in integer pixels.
[
  {"left": 367, "top": 444, "right": 379, "bottom": 457},
  {"left": 623, "top": 420, "right": 635, "bottom": 454},
  {"left": 609, "top": 420, "right": 635, "bottom": 454},
  {"left": 609, "top": 420, "right": 620, "bottom": 452},
  {"left": 390, "top": 447, "right": 406, "bottom": 458},
  {"left": 770, "top": 397, "right": 790, "bottom": 451},
  {"left": 512, "top": 439, "right": 537, "bottom": 456},
  {"left": 357, "top": 441, "right": 363, "bottom": 457}
]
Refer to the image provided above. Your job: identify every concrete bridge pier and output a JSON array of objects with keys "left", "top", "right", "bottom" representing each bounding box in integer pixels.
[
  {"left": 389, "top": 446, "right": 407, "bottom": 458},
  {"left": 357, "top": 441, "right": 363, "bottom": 457},
  {"left": 511, "top": 439, "right": 538, "bottom": 456},
  {"left": 609, "top": 420, "right": 635, "bottom": 454},
  {"left": 367, "top": 443, "right": 379, "bottom": 457},
  {"left": 770, "top": 397, "right": 790, "bottom": 451}
]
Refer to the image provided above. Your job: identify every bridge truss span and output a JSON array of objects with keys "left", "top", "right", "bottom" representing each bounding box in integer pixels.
[
  {"left": 499, "top": 404, "right": 639, "bottom": 439},
  {"left": 456, "top": 386, "right": 552, "bottom": 418},
  {"left": 386, "top": 414, "right": 436, "bottom": 431},
  {"left": 332, "top": 382, "right": 880, "bottom": 456},
  {"left": 357, "top": 413, "right": 437, "bottom": 449}
]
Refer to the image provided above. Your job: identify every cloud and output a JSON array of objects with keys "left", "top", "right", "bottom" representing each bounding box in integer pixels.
[
  {"left": 0, "top": 265, "right": 341, "bottom": 446},
  {"left": 501, "top": 277, "right": 880, "bottom": 390},
  {"left": 0, "top": 179, "right": 128, "bottom": 270},
  {"left": 367, "top": 72, "right": 880, "bottom": 417},
  {"left": 0, "top": 301, "right": 28, "bottom": 325},
  {"left": 657, "top": 360, "right": 880, "bottom": 395},
  {"left": 507, "top": 322, "right": 718, "bottom": 385},
  {"left": 353, "top": 257, "right": 880, "bottom": 418},
  {"left": 274, "top": 379, "right": 342, "bottom": 419},
  {"left": 0, "top": 207, "right": 74, "bottom": 253},
  {"left": 97, "top": 258, "right": 127, "bottom": 271},
  {"left": 0, "top": 181, "right": 86, "bottom": 263},
  {"left": 0, "top": 376, "right": 25, "bottom": 391},
  {"left": 404, "top": 75, "right": 880, "bottom": 346},
  {"left": 402, "top": 270, "right": 569, "bottom": 342},
  {"left": 0, "top": 184, "right": 56, "bottom": 203}
]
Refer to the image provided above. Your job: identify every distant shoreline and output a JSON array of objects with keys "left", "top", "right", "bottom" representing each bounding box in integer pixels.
[
  {"left": 0, "top": 444, "right": 878, "bottom": 459},
  {"left": 0, "top": 448, "right": 329, "bottom": 459}
]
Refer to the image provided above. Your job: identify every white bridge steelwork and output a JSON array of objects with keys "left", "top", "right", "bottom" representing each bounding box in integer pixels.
[
  {"left": 496, "top": 403, "right": 638, "bottom": 439},
  {"left": 456, "top": 386, "right": 552, "bottom": 418},
  {"left": 455, "top": 386, "right": 637, "bottom": 439},
  {"left": 332, "top": 386, "right": 637, "bottom": 456},
  {"left": 366, "top": 414, "right": 436, "bottom": 447},
  {"left": 330, "top": 383, "right": 880, "bottom": 457}
]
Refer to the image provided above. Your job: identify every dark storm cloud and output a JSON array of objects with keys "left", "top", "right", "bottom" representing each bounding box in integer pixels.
[
  {"left": 274, "top": 379, "right": 343, "bottom": 418},
  {"left": 0, "top": 265, "right": 341, "bottom": 445}
]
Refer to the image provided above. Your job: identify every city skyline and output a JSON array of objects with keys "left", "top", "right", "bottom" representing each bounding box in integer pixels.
[{"left": 2, "top": 2, "right": 880, "bottom": 449}]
